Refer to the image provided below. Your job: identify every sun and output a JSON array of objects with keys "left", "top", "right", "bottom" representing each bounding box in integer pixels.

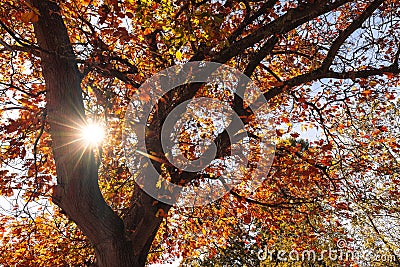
[{"left": 81, "top": 123, "right": 105, "bottom": 146}]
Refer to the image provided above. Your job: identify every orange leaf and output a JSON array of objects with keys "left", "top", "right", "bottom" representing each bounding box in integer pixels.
[
  {"left": 361, "top": 89, "right": 372, "bottom": 96},
  {"left": 143, "top": 28, "right": 152, "bottom": 35},
  {"left": 21, "top": 11, "right": 39, "bottom": 23},
  {"left": 139, "top": 93, "right": 151, "bottom": 102}
]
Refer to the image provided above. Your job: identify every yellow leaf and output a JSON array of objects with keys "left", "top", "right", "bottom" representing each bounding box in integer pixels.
[
  {"left": 156, "top": 179, "right": 162, "bottom": 189},
  {"left": 369, "top": 80, "right": 378, "bottom": 87},
  {"left": 176, "top": 50, "right": 182, "bottom": 60}
]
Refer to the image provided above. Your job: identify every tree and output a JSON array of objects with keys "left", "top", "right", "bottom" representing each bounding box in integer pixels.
[
  {"left": 334, "top": 98, "right": 400, "bottom": 266},
  {"left": 179, "top": 142, "right": 348, "bottom": 267},
  {"left": 0, "top": 0, "right": 399, "bottom": 266},
  {"left": 180, "top": 218, "right": 346, "bottom": 267}
]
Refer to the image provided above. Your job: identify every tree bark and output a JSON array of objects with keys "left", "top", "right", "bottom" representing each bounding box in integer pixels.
[{"left": 31, "top": 1, "right": 163, "bottom": 266}]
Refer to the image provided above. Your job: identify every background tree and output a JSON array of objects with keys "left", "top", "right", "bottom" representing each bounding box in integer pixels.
[
  {"left": 178, "top": 141, "right": 349, "bottom": 267},
  {"left": 0, "top": 0, "right": 399, "bottom": 266},
  {"left": 334, "top": 98, "right": 400, "bottom": 266}
]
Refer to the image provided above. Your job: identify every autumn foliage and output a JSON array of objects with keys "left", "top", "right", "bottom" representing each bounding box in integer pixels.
[{"left": 0, "top": 0, "right": 400, "bottom": 266}]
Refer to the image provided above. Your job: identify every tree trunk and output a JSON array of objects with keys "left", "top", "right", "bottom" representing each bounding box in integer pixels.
[{"left": 31, "top": 1, "right": 164, "bottom": 266}]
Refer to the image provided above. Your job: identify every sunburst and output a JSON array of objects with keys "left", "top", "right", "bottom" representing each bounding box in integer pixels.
[{"left": 80, "top": 122, "right": 105, "bottom": 146}]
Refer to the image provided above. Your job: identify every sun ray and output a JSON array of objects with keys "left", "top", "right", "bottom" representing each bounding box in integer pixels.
[{"left": 81, "top": 123, "right": 105, "bottom": 146}]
